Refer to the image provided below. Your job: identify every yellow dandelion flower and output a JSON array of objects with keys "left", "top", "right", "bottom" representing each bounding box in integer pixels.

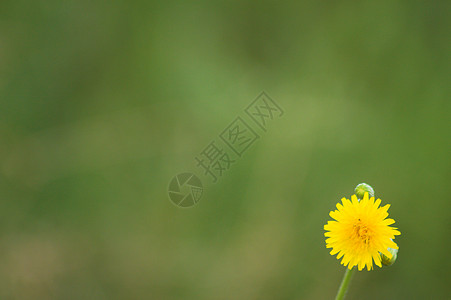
[{"left": 324, "top": 192, "right": 401, "bottom": 271}]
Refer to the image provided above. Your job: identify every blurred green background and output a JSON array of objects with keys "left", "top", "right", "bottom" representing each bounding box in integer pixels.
[{"left": 1, "top": 1, "right": 450, "bottom": 299}]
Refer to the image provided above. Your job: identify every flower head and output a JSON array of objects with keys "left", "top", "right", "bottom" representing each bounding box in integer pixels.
[{"left": 324, "top": 193, "right": 400, "bottom": 271}]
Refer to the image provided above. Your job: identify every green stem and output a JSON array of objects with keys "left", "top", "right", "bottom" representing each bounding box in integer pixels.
[{"left": 335, "top": 267, "right": 355, "bottom": 300}]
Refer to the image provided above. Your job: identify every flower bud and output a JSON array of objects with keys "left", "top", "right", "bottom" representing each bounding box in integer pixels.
[
  {"left": 355, "top": 183, "right": 375, "bottom": 199},
  {"left": 380, "top": 247, "right": 398, "bottom": 266}
]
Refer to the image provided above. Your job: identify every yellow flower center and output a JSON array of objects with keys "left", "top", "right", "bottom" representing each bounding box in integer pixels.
[{"left": 353, "top": 219, "right": 371, "bottom": 244}]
